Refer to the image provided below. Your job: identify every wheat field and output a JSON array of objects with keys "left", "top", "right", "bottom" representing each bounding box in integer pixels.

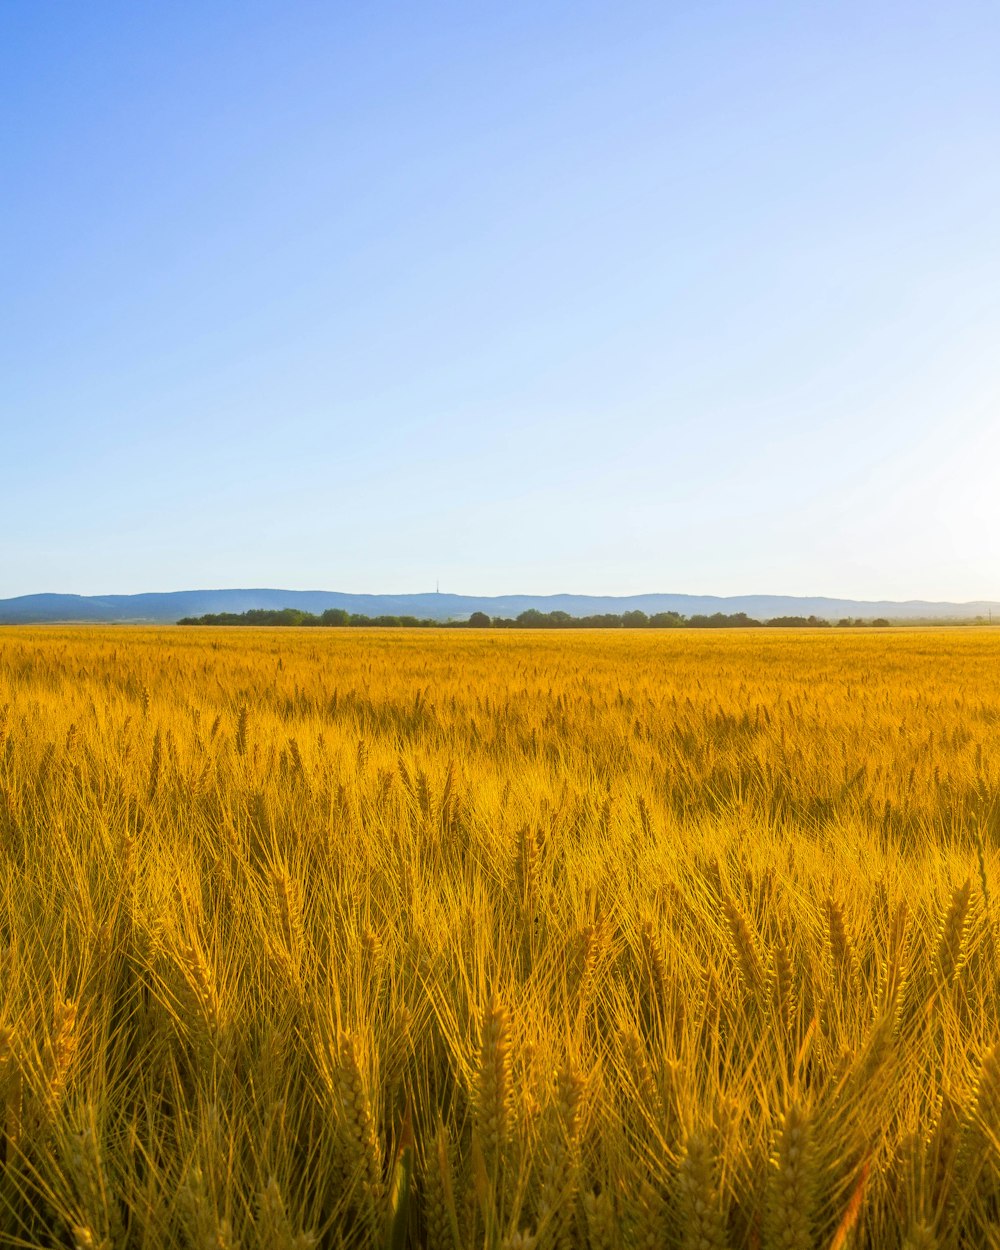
[{"left": 0, "top": 625, "right": 997, "bottom": 1249}]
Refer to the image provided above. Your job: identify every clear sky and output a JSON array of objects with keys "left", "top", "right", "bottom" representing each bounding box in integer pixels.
[{"left": 3, "top": 2, "right": 999, "bottom": 601}]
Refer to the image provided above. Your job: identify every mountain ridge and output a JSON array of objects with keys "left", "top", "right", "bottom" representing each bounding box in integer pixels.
[{"left": 1, "top": 589, "right": 997, "bottom": 624}]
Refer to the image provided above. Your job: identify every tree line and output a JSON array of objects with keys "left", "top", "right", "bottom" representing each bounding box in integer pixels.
[{"left": 178, "top": 608, "right": 895, "bottom": 629}]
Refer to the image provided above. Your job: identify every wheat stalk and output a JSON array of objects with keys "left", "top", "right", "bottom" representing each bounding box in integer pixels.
[
  {"left": 722, "top": 896, "right": 763, "bottom": 995},
  {"left": 332, "top": 1030, "right": 383, "bottom": 1230},
  {"left": 935, "top": 878, "right": 972, "bottom": 989},
  {"left": 677, "top": 1132, "right": 728, "bottom": 1250},
  {"left": 764, "top": 1099, "right": 815, "bottom": 1250},
  {"left": 475, "top": 994, "right": 512, "bottom": 1177}
]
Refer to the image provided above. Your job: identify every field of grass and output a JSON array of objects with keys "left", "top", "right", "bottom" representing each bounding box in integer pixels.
[{"left": 0, "top": 626, "right": 998, "bottom": 1249}]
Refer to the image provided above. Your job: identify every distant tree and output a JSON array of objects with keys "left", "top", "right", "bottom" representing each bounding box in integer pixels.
[
  {"left": 689, "top": 612, "right": 762, "bottom": 628},
  {"left": 578, "top": 614, "right": 621, "bottom": 628},
  {"left": 516, "top": 609, "right": 545, "bottom": 627},
  {"left": 871, "top": 618, "right": 891, "bottom": 627},
  {"left": 177, "top": 604, "right": 859, "bottom": 632}
]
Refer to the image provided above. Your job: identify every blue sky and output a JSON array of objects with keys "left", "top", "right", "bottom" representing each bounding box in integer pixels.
[{"left": 3, "top": 2, "right": 999, "bottom": 600}]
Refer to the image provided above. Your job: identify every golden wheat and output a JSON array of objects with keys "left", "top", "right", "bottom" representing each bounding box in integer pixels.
[{"left": 0, "top": 624, "right": 999, "bottom": 1247}]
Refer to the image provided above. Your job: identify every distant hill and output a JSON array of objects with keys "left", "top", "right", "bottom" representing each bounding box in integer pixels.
[{"left": 0, "top": 589, "right": 997, "bottom": 625}]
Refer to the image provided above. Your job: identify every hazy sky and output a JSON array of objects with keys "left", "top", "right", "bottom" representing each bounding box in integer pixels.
[{"left": 3, "top": 2, "right": 999, "bottom": 601}]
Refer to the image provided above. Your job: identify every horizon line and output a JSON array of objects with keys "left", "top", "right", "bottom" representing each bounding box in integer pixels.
[{"left": 3, "top": 587, "right": 1000, "bottom": 607}]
